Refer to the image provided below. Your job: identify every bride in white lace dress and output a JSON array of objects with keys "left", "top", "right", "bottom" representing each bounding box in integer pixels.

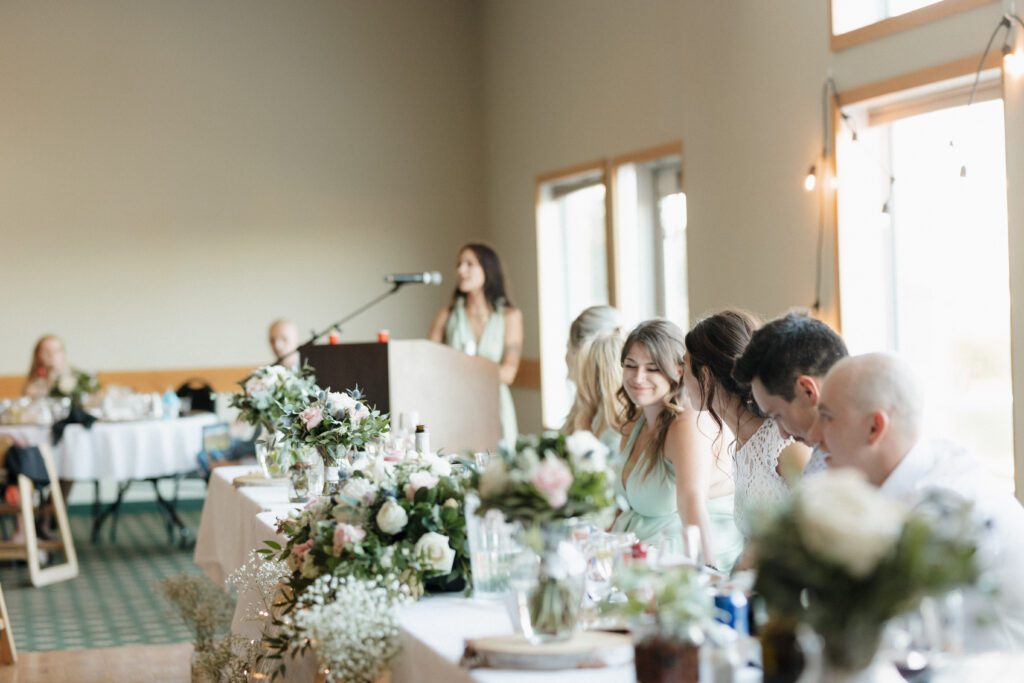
[{"left": 682, "top": 310, "right": 811, "bottom": 537}]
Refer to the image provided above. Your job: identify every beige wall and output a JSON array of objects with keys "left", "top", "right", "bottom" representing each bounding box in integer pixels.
[
  {"left": 481, "top": 0, "right": 1014, "bottom": 433},
  {"left": 0, "top": 0, "right": 484, "bottom": 376}
]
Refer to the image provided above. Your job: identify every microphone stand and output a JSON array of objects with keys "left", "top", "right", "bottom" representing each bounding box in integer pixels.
[{"left": 242, "top": 282, "right": 408, "bottom": 383}]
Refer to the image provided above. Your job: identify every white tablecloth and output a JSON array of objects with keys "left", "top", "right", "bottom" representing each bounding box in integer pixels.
[
  {"left": 195, "top": 466, "right": 1024, "bottom": 683},
  {"left": 0, "top": 413, "right": 217, "bottom": 480}
]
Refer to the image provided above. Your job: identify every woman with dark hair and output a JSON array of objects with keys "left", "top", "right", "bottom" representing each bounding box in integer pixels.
[
  {"left": 611, "top": 319, "right": 742, "bottom": 573},
  {"left": 429, "top": 243, "right": 522, "bottom": 448},
  {"left": 682, "top": 310, "right": 810, "bottom": 538}
]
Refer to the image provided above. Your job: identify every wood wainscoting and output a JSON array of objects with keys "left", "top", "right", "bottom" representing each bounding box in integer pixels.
[{"left": 0, "top": 358, "right": 542, "bottom": 399}]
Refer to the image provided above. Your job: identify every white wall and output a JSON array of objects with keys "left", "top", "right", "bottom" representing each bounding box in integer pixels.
[
  {"left": 0, "top": 0, "right": 484, "bottom": 375},
  {"left": 480, "top": 0, "right": 1013, "bottom": 433}
]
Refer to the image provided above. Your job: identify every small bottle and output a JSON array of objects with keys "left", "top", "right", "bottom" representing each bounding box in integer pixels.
[
  {"left": 377, "top": 329, "right": 390, "bottom": 343},
  {"left": 414, "top": 424, "right": 429, "bottom": 455},
  {"left": 162, "top": 388, "right": 181, "bottom": 419},
  {"left": 328, "top": 328, "right": 341, "bottom": 345}
]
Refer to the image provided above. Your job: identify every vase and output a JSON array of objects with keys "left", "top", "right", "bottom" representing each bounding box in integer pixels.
[
  {"left": 509, "top": 520, "right": 586, "bottom": 643},
  {"left": 288, "top": 464, "right": 313, "bottom": 503},
  {"left": 788, "top": 622, "right": 903, "bottom": 683},
  {"left": 316, "top": 445, "right": 351, "bottom": 495},
  {"left": 633, "top": 634, "right": 700, "bottom": 683},
  {"left": 256, "top": 430, "right": 287, "bottom": 479}
]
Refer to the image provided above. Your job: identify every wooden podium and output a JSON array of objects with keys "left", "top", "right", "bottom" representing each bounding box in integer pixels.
[{"left": 300, "top": 340, "right": 501, "bottom": 453}]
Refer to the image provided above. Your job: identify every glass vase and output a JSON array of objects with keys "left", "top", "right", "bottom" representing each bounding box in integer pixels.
[
  {"left": 316, "top": 445, "right": 351, "bottom": 495},
  {"left": 509, "top": 520, "right": 586, "bottom": 643},
  {"left": 256, "top": 428, "right": 286, "bottom": 479}
]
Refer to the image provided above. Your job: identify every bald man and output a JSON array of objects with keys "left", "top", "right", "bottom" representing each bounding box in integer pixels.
[
  {"left": 810, "top": 353, "right": 1024, "bottom": 651},
  {"left": 268, "top": 319, "right": 300, "bottom": 371}
]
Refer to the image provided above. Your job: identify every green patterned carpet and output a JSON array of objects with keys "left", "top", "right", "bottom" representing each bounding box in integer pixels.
[{"left": 0, "top": 504, "right": 206, "bottom": 651}]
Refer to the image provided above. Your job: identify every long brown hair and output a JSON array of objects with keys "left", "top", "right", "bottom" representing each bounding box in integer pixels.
[
  {"left": 449, "top": 243, "right": 513, "bottom": 312},
  {"left": 617, "top": 319, "right": 686, "bottom": 479},
  {"left": 684, "top": 310, "right": 764, "bottom": 442}
]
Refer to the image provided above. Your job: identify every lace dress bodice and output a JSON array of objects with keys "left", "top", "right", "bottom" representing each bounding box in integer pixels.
[{"left": 732, "top": 417, "right": 792, "bottom": 536}]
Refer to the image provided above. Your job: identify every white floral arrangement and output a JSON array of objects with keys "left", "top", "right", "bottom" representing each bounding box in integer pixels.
[
  {"left": 473, "top": 431, "right": 614, "bottom": 524},
  {"left": 294, "top": 574, "right": 412, "bottom": 683},
  {"left": 280, "top": 387, "right": 390, "bottom": 466},
  {"left": 231, "top": 364, "right": 318, "bottom": 434},
  {"left": 256, "top": 451, "right": 470, "bottom": 676},
  {"left": 753, "top": 469, "right": 979, "bottom": 671}
]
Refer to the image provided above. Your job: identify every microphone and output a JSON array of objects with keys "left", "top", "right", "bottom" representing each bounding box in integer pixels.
[{"left": 383, "top": 271, "right": 443, "bottom": 285}]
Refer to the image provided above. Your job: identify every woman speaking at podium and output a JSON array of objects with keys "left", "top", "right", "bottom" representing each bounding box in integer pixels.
[{"left": 429, "top": 243, "right": 522, "bottom": 450}]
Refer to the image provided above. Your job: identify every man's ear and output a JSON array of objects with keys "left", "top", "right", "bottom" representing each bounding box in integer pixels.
[
  {"left": 795, "top": 375, "right": 819, "bottom": 405},
  {"left": 866, "top": 410, "right": 889, "bottom": 446}
]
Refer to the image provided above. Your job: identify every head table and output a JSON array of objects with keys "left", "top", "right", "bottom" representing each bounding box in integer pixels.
[{"left": 195, "top": 465, "right": 1023, "bottom": 683}]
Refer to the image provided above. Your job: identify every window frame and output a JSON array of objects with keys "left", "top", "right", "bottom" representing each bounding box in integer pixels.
[{"left": 829, "top": 0, "right": 997, "bottom": 52}]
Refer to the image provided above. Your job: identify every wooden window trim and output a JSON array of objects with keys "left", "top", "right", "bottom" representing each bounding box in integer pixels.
[{"left": 829, "top": 0, "right": 997, "bottom": 52}]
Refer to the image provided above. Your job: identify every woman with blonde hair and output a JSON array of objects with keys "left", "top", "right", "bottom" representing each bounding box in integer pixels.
[
  {"left": 612, "top": 319, "right": 743, "bottom": 573},
  {"left": 24, "top": 334, "right": 68, "bottom": 399},
  {"left": 563, "top": 305, "right": 625, "bottom": 448}
]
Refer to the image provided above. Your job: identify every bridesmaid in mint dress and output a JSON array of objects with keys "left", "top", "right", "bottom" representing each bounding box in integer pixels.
[
  {"left": 611, "top": 319, "right": 744, "bottom": 574},
  {"left": 563, "top": 306, "right": 626, "bottom": 456},
  {"left": 429, "top": 244, "right": 522, "bottom": 450}
]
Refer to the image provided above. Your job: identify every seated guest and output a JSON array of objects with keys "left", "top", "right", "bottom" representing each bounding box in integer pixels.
[
  {"left": 732, "top": 311, "right": 848, "bottom": 477},
  {"left": 613, "top": 319, "right": 743, "bottom": 573},
  {"left": 429, "top": 243, "right": 522, "bottom": 449},
  {"left": 810, "top": 353, "right": 1024, "bottom": 650},
  {"left": 563, "top": 306, "right": 625, "bottom": 452},
  {"left": 268, "top": 319, "right": 301, "bottom": 371},
  {"left": 24, "top": 334, "right": 68, "bottom": 399},
  {"left": 683, "top": 310, "right": 811, "bottom": 539}
]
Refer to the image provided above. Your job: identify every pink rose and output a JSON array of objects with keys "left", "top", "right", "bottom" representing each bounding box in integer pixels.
[
  {"left": 404, "top": 470, "right": 439, "bottom": 501},
  {"left": 332, "top": 523, "right": 366, "bottom": 555},
  {"left": 299, "top": 405, "right": 324, "bottom": 430},
  {"left": 291, "top": 538, "right": 315, "bottom": 561},
  {"left": 531, "top": 456, "right": 574, "bottom": 509}
]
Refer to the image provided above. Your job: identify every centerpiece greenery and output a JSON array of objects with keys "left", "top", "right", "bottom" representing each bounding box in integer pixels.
[{"left": 752, "top": 469, "right": 979, "bottom": 673}]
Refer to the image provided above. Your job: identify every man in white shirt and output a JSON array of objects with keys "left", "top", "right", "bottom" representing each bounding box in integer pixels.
[
  {"left": 733, "top": 312, "right": 848, "bottom": 476},
  {"left": 809, "top": 352, "right": 1024, "bottom": 651}
]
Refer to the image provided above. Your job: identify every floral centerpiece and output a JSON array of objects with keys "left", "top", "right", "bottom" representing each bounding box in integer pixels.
[
  {"left": 49, "top": 369, "right": 101, "bottom": 405},
  {"left": 606, "top": 564, "right": 717, "bottom": 683},
  {"left": 752, "top": 469, "right": 979, "bottom": 674},
  {"left": 472, "top": 431, "right": 614, "bottom": 642},
  {"left": 231, "top": 364, "right": 317, "bottom": 436},
  {"left": 257, "top": 450, "right": 470, "bottom": 677},
  {"left": 280, "top": 387, "right": 390, "bottom": 493}
]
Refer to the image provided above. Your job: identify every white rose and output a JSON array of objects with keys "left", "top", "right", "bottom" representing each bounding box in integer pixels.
[
  {"left": 796, "top": 469, "right": 907, "bottom": 579},
  {"left": 565, "top": 430, "right": 609, "bottom": 472},
  {"left": 414, "top": 531, "right": 456, "bottom": 574},
  {"left": 265, "top": 365, "right": 289, "bottom": 385},
  {"left": 380, "top": 545, "right": 396, "bottom": 569},
  {"left": 422, "top": 452, "right": 452, "bottom": 477},
  {"left": 478, "top": 459, "right": 508, "bottom": 499},
  {"left": 327, "top": 391, "right": 357, "bottom": 415},
  {"left": 405, "top": 470, "right": 439, "bottom": 500},
  {"left": 376, "top": 497, "right": 409, "bottom": 535},
  {"left": 57, "top": 374, "right": 77, "bottom": 395},
  {"left": 340, "top": 477, "right": 377, "bottom": 506}
]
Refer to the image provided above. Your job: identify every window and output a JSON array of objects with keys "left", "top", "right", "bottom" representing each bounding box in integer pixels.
[
  {"left": 836, "top": 73, "right": 1013, "bottom": 487},
  {"left": 830, "top": 0, "right": 996, "bottom": 51},
  {"left": 536, "top": 166, "right": 610, "bottom": 428},
  {"left": 612, "top": 149, "right": 688, "bottom": 328}
]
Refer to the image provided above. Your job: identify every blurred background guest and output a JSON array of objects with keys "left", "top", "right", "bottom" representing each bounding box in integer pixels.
[
  {"left": 24, "top": 334, "right": 69, "bottom": 399},
  {"left": 683, "top": 310, "right": 810, "bottom": 541},
  {"left": 612, "top": 319, "right": 742, "bottom": 573},
  {"left": 563, "top": 305, "right": 625, "bottom": 452},
  {"left": 810, "top": 353, "right": 1024, "bottom": 651},
  {"left": 268, "top": 319, "right": 301, "bottom": 371},
  {"left": 733, "top": 311, "right": 848, "bottom": 477},
  {"left": 429, "top": 243, "right": 522, "bottom": 449}
]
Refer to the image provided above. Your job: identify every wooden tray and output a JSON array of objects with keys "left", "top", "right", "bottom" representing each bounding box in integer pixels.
[
  {"left": 461, "top": 631, "right": 633, "bottom": 670},
  {"left": 232, "top": 472, "right": 288, "bottom": 488}
]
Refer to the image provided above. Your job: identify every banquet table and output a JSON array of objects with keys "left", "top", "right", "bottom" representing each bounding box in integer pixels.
[
  {"left": 0, "top": 413, "right": 217, "bottom": 542},
  {"left": 195, "top": 465, "right": 1024, "bottom": 683}
]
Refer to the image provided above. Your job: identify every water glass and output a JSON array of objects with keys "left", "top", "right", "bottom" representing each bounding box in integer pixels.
[{"left": 465, "top": 494, "right": 520, "bottom": 597}]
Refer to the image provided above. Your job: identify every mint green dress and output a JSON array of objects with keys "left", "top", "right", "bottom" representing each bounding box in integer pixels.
[
  {"left": 610, "top": 415, "right": 744, "bottom": 573},
  {"left": 444, "top": 297, "right": 517, "bottom": 450}
]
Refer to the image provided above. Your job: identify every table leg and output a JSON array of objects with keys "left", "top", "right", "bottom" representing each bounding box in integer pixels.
[
  {"left": 91, "top": 481, "right": 131, "bottom": 544},
  {"left": 148, "top": 478, "right": 192, "bottom": 548}
]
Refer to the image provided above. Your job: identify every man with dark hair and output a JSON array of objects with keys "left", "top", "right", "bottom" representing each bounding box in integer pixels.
[{"left": 733, "top": 312, "right": 848, "bottom": 473}]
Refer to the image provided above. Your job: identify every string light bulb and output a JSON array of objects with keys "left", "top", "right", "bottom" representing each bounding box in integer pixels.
[
  {"left": 804, "top": 165, "right": 817, "bottom": 192},
  {"left": 1004, "top": 43, "right": 1024, "bottom": 77}
]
